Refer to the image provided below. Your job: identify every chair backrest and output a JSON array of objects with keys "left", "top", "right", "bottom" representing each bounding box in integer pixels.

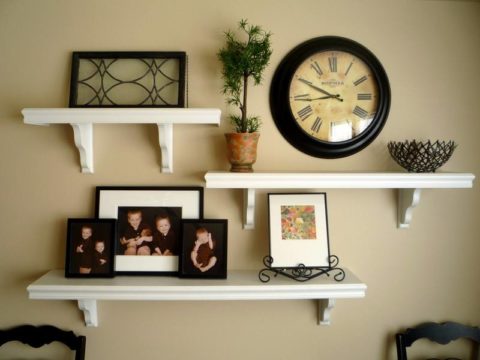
[
  {"left": 0, "top": 324, "right": 86, "bottom": 360},
  {"left": 396, "top": 321, "right": 480, "bottom": 360}
]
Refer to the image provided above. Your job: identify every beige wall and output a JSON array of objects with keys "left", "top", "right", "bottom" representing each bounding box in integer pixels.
[{"left": 1, "top": 0, "right": 479, "bottom": 359}]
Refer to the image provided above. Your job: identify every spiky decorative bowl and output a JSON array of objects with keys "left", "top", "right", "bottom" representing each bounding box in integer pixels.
[{"left": 387, "top": 140, "right": 457, "bottom": 173}]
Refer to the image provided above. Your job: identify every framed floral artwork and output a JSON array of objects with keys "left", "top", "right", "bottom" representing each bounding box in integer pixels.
[{"left": 268, "top": 193, "right": 330, "bottom": 268}]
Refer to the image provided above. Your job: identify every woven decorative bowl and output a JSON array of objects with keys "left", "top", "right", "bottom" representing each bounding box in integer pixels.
[{"left": 387, "top": 140, "right": 457, "bottom": 173}]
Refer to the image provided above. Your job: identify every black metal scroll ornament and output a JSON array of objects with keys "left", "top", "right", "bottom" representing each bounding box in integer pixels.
[{"left": 258, "top": 255, "right": 345, "bottom": 283}]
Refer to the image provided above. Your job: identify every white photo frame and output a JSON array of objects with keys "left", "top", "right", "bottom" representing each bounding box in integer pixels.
[
  {"left": 95, "top": 186, "right": 203, "bottom": 275},
  {"left": 268, "top": 193, "right": 330, "bottom": 268}
]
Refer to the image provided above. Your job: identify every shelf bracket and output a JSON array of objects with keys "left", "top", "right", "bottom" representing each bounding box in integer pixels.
[
  {"left": 23, "top": 108, "right": 221, "bottom": 174},
  {"left": 71, "top": 123, "right": 93, "bottom": 174},
  {"left": 77, "top": 299, "right": 98, "bottom": 327},
  {"left": 71, "top": 122, "right": 175, "bottom": 174},
  {"left": 157, "top": 123, "right": 173, "bottom": 173},
  {"left": 243, "top": 188, "right": 255, "bottom": 230},
  {"left": 398, "top": 188, "right": 422, "bottom": 229},
  {"left": 318, "top": 298, "right": 335, "bottom": 325},
  {"left": 204, "top": 171, "right": 474, "bottom": 231}
]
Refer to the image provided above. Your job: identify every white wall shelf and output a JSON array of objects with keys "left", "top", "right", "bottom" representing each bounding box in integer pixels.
[
  {"left": 204, "top": 171, "right": 475, "bottom": 229},
  {"left": 22, "top": 108, "right": 221, "bottom": 174},
  {"left": 27, "top": 269, "right": 366, "bottom": 327}
]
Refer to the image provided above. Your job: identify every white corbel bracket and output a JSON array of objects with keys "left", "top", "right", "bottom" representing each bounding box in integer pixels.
[
  {"left": 22, "top": 108, "right": 221, "bottom": 174},
  {"left": 243, "top": 188, "right": 256, "bottom": 230},
  {"left": 157, "top": 123, "right": 173, "bottom": 173},
  {"left": 75, "top": 297, "right": 336, "bottom": 327},
  {"left": 71, "top": 123, "right": 174, "bottom": 174},
  {"left": 27, "top": 269, "right": 366, "bottom": 328},
  {"left": 398, "top": 188, "right": 422, "bottom": 229},
  {"left": 77, "top": 299, "right": 98, "bottom": 327},
  {"left": 71, "top": 123, "right": 93, "bottom": 173},
  {"left": 71, "top": 122, "right": 175, "bottom": 173},
  {"left": 318, "top": 299, "right": 336, "bottom": 325},
  {"left": 204, "top": 172, "right": 474, "bottom": 230}
]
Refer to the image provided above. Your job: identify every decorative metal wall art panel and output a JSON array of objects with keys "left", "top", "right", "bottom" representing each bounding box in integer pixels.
[{"left": 69, "top": 52, "right": 186, "bottom": 107}]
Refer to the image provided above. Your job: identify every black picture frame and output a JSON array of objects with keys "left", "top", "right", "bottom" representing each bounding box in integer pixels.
[
  {"left": 69, "top": 51, "right": 186, "bottom": 108},
  {"left": 65, "top": 218, "right": 116, "bottom": 278},
  {"left": 179, "top": 219, "right": 228, "bottom": 279},
  {"left": 269, "top": 36, "right": 390, "bottom": 158},
  {"left": 95, "top": 186, "right": 203, "bottom": 276}
]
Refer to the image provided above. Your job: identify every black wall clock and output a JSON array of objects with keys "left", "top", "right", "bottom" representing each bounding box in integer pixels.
[{"left": 270, "top": 36, "right": 390, "bottom": 158}]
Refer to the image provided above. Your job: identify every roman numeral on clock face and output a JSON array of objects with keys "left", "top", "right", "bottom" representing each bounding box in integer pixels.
[
  {"left": 345, "top": 62, "right": 353, "bottom": 76},
  {"left": 329, "top": 56, "right": 337, "bottom": 72},
  {"left": 311, "top": 117, "right": 322, "bottom": 133},
  {"left": 297, "top": 105, "right": 313, "bottom": 120},
  {"left": 311, "top": 61, "right": 323, "bottom": 76},
  {"left": 353, "top": 76, "right": 367, "bottom": 86},
  {"left": 353, "top": 106, "right": 368, "bottom": 119},
  {"left": 294, "top": 94, "right": 310, "bottom": 100},
  {"left": 357, "top": 93, "right": 372, "bottom": 100}
]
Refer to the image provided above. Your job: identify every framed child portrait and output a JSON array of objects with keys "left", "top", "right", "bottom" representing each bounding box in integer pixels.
[
  {"left": 179, "top": 219, "right": 228, "bottom": 279},
  {"left": 65, "top": 218, "right": 116, "bottom": 278},
  {"left": 95, "top": 186, "right": 203, "bottom": 275},
  {"left": 268, "top": 193, "right": 331, "bottom": 269}
]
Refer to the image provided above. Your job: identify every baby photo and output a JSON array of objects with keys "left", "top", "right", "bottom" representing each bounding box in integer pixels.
[{"left": 179, "top": 219, "right": 228, "bottom": 279}]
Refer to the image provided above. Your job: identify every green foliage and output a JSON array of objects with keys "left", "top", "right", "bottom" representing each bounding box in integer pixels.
[
  {"left": 229, "top": 114, "right": 261, "bottom": 133},
  {"left": 218, "top": 19, "right": 272, "bottom": 133}
]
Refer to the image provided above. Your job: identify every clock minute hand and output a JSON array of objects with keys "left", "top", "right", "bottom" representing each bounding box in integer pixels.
[
  {"left": 313, "top": 94, "right": 341, "bottom": 100},
  {"left": 298, "top": 78, "right": 343, "bottom": 102},
  {"left": 296, "top": 95, "right": 341, "bottom": 101}
]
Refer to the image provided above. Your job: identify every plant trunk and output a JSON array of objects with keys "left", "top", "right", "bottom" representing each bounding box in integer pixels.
[{"left": 241, "top": 74, "right": 248, "bottom": 133}]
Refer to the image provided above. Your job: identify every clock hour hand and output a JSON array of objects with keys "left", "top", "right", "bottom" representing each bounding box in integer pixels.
[{"left": 298, "top": 78, "right": 343, "bottom": 102}]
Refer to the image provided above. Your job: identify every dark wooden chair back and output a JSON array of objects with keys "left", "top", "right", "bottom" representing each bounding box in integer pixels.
[
  {"left": 396, "top": 321, "right": 480, "bottom": 360},
  {"left": 0, "top": 324, "right": 86, "bottom": 360}
]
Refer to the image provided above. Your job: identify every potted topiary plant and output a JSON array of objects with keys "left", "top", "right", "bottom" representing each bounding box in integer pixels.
[{"left": 218, "top": 19, "right": 272, "bottom": 172}]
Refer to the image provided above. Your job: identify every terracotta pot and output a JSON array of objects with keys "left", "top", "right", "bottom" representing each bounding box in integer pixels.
[{"left": 225, "top": 132, "right": 260, "bottom": 172}]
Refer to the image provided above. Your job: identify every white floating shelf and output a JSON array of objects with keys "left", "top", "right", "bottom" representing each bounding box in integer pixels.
[
  {"left": 22, "top": 108, "right": 221, "bottom": 173},
  {"left": 27, "top": 269, "right": 366, "bottom": 327},
  {"left": 204, "top": 171, "right": 475, "bottom": 229}
]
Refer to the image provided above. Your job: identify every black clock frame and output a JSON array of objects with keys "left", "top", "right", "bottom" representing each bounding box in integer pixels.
[{"left": 269, "top": 36, "right": 391, "bottom": 158}]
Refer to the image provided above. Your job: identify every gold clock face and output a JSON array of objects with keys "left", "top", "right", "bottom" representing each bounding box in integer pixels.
[{"left": 289, "top": 50, "right": 379, "bottom": 143}]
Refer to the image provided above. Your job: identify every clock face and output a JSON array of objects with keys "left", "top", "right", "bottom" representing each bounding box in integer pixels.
[
  {"left": 288, "top": 51, "right": 380, "bottom": 143},
  {"left": 270, "top": 37, "right": 390, "bottom": 158}
]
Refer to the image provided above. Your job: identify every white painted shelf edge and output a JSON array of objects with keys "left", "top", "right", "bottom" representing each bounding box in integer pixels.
[
  {"left": 22, "top": 108, "right": 221, "bottom": 173},
  {"left": 204, "top": 171, "right": 475, "bottom": 229},
  {"left": 27, "top": 269, "right": 366, "bottom": 327}
]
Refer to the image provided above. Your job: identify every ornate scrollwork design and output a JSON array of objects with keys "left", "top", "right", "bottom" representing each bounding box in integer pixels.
[
  {"left": 77, "top": 58, "right": 180, "bottom": 106},
  {"left": 258, "top": 255, "right": 345, "bottom": 283},
  {"left": 70, "top": 52, "right": 187, "bottom": 108}
]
